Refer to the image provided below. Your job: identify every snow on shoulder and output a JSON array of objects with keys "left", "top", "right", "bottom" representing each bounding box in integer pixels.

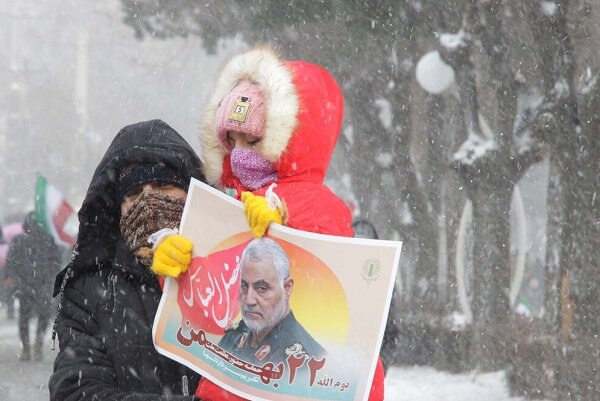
[{"left": 453, "top": 114, "right": 498, "bottom": 165}]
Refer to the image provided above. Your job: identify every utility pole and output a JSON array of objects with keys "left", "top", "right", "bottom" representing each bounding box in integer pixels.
[
  {"left": 4, "top": 0, "right": 30, "bottom": 218},
  {"left": 71, "top": 26, "right": 89, "bottom": 200},
  {"left": 75, "top": 28, "right": 89, "bottom": 138}
]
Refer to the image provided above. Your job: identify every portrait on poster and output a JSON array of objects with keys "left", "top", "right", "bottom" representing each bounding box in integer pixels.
[{"left": 153, "top": 179, "right": 402, "bottom": 401}]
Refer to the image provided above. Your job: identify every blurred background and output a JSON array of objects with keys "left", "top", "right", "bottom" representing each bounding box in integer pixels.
[{"left": 1, "top": 1, "right": 599, "bottom": 400}]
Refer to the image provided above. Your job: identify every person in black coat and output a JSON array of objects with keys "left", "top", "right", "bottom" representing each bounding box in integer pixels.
[
  {"left": 6, "top": 212, "right": 61, "bottom": 361},
  {"left": 49, "top": 120, "right": 205, "bottom": 401}
]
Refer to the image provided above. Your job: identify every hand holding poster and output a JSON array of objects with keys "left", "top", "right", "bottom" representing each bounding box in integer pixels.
[{"left": 153, "top": 179, "right": 402, "bottom": 401}]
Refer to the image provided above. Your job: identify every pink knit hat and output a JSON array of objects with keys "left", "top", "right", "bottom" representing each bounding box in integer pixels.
[{"left": 216, "top": 79, "right": 267, "bottom": 150}]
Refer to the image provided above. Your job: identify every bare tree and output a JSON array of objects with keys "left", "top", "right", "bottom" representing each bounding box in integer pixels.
[{"left": 120, "top": 2, "right": 600, "bottom": 398}]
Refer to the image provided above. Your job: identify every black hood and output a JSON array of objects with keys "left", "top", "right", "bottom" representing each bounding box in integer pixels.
[{"left": 71, "top": 119, "right": 205, "bottom": 274}]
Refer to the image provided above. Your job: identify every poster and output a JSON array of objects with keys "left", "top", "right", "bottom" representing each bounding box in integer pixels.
[{"left": 153, "top": 179, "right": 402, "bottom": 401}]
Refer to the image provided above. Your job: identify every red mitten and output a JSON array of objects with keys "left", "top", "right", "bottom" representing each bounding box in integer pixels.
[
  {"left": 367, "top": 356, "right": 385, "bottom": 401},
  {"left": 195, "top": 378, "right": 248, "bottom": 401}
]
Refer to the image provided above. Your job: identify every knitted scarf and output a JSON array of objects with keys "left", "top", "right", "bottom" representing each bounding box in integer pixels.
[{"left": 119, "top": 191, "right": 185, "bottom": 267}]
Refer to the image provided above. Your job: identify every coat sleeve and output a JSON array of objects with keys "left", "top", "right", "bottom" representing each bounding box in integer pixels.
[{"left": 48, "top": 275, "right": 197, "bottom": 401}]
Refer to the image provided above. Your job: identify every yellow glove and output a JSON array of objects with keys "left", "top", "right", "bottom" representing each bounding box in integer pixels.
[
  {"left": 241, "top": 191, "right": 287, "bottom": 237},
  {"left": 151, "top": 234, "right": 193, "bottom": 278}
]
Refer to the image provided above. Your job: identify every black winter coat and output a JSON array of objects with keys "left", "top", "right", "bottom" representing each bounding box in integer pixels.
[
  {"left": 49, "top": 241, "right": 200, "bottom": 401},
  {"left": 49, "top": 120, "right": 205, "bottom": 401},
  {"left": 6, "top": 227, "right": 60, "bottom": 306}
]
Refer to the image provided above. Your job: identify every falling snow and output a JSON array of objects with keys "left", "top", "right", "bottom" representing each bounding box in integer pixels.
[{"left": 2, "top": 1, "right": 599, "bottom": 400}]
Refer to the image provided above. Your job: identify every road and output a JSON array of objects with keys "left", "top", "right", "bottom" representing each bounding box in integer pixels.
[{"left": 0, "top": 304, "right": 54, "bottom": 401}]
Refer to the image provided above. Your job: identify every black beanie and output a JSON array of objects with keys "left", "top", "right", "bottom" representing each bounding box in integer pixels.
[{"left": 117, "top": 163, "right": 189, "bottom": 200}]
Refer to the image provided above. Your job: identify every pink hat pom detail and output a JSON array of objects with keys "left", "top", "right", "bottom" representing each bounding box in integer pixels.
[{"left": 216, "top": 79, "right": 267, "bottom": 150}]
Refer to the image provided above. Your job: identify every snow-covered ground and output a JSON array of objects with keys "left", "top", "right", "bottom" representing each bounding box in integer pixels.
[
  {"left": 385, "top": 366, "right": 538, "bottom": 401},
  {"left": 0, "top": 305, "right": 541, "bottom": 401},
  {"left": 0, "top": 306, "right": 54, "bottom": 401}
]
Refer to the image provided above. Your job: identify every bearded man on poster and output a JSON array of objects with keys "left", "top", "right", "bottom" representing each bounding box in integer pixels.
[{"left": 218, "top": 237, "right": 325, "bottom": 365}]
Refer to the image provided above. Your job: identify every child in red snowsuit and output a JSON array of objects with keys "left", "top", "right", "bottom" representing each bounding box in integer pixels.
[
  {"left": 152, "top": 46, "right": 385, "bottom": 400},
  {"left": 191, "top": 46, "right": 385, "bottom": 401}
]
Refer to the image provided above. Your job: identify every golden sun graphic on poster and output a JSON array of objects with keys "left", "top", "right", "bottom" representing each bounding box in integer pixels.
[{"left": 212, "top": 232, "right": 349, "bottom": 345}]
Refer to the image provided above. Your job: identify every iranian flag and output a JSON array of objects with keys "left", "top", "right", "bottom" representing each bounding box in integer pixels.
[{"left": 35, "top": 174, "right": 78, "bottom": 248}]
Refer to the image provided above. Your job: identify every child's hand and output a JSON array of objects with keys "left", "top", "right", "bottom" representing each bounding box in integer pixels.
[
  {"left": 151, "top": 234, "right": 193, "bottom": 278},
  {"left": 241, "top": 191, "right": 286, "bottom": 237}
]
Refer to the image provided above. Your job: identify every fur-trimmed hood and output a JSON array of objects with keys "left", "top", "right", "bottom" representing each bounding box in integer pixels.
[{"left": 200, "top": 46, "right": 344, "bottom": 191}]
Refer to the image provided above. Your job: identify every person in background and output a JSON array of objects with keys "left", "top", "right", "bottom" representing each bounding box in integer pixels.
[
  {"left": 352, "top": 219, "right": 379, "bottom": 241},
  {"left": 0, "top": 219, "right": 24, "bottom": 320},
  {"left": 0, "top": 229, "right": 13, "bottom": 319},
  {"left": 6, "top": 212, "right": 61, "bottom": 361},
  {"left": 153, "top": 46, "right": 385, "bottom": 401},
  {"left": 49, "top": 120, "right": 205, "bottom": 400}
]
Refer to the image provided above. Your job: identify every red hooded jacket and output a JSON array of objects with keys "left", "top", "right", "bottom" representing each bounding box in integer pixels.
[{"left": 198, "top": 46, "right": 384, "bottom": 401}]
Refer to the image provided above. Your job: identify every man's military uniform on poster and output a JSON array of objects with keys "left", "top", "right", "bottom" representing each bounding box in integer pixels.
[{"left": 219, "top": 312, "right": 325, "bottom": 365}]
